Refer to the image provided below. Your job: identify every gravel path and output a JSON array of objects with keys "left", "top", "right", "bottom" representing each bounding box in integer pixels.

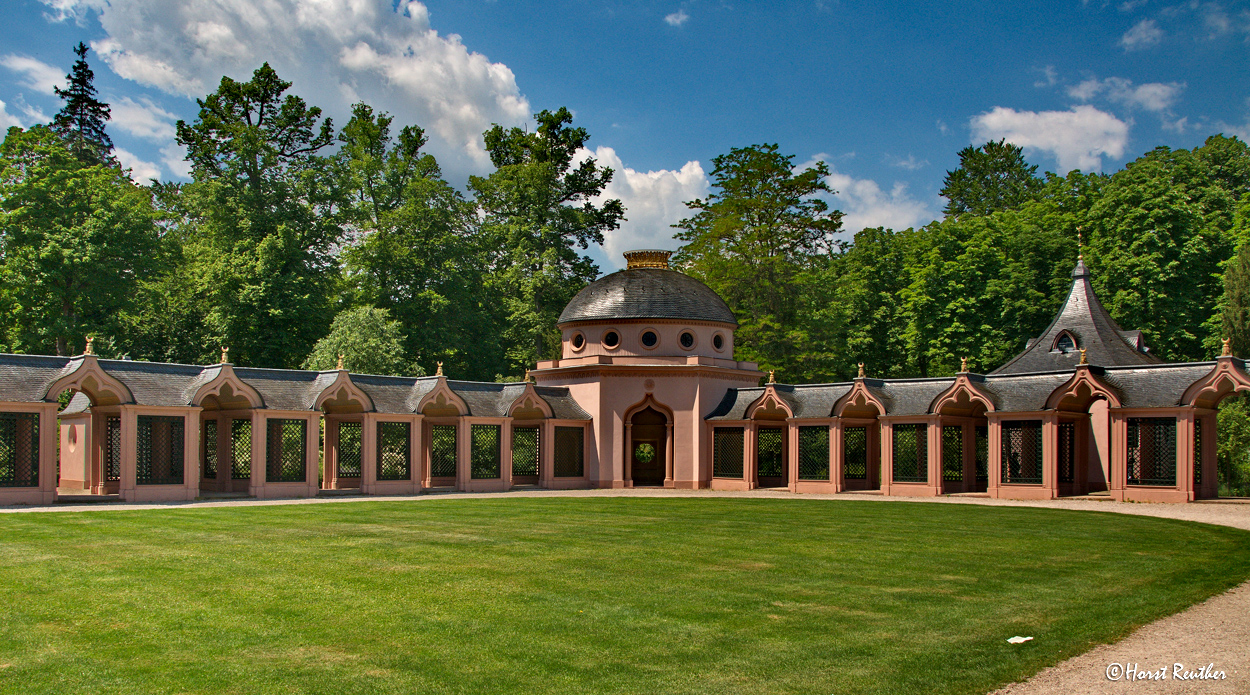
[{"left": 4, "top": 488, "right": 1248, "bottom": 693}]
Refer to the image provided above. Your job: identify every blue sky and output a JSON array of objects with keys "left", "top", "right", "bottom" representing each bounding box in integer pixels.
[{"left": 2, "top": 0, "right": 1248, "bottom": 270}]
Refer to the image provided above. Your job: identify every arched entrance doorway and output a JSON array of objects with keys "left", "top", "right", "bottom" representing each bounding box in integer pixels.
[{"left": 629, "top": 407, "right": 668, "bottom": 486}]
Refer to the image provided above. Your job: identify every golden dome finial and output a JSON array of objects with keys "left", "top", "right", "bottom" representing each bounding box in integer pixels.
[
  {"left": 84, "top": 336, "right": 94, "bottom": 356},
  {"left": 436, "top": 361, "right": 444, "bottom": 377},
  {"left": 857, "top": 362, "right": 865, "bottom": 379},
  {"left": 1222, "top": 337, "right": 1232, "bottom": 357},
  {"left": 960, "top": 356, "right": 968, "bottom": 373},
  {"left": 337, "top": 354, "right": 344, "bottom": 371},
  {"left": 767, "top": 369, "right": 776, "bottom": 385},
  {"left": 1079, "top": 348, "right": 1088, "bottom": 365},
  {"left": 623, "top": 249, "right": 672, "bottom": 270},
  {"left": 524, "top": 368, "right": 532, "bottom": 383},
  {"left": 221, "top": 346, "right": 229, "bottom": 364}
]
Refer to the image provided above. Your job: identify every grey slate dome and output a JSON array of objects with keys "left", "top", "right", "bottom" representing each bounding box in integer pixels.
[{"left": 558, "top": 250, "right": 738, "bottom": 327}]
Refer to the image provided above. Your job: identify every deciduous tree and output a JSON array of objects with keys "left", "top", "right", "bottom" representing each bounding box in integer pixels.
[
  {"left": 173, "top": 63, "right": 339, "bottom": 368},
  {"left": 0, "top": 126, "right": 158, "bottom": 355},
  {"left": 470, "top": 107, "right": 623, "bottom": 372}
]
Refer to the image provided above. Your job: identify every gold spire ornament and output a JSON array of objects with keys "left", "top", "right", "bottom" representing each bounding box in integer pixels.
[
  {"left": 960, "top": 356, "right": 968, "bottom": 373},
  {"left": 1223, "top": 338, "right": 1232, "bottom": 357},
  {"left": 524, "top": 368, "right": 533, "bottom": 383},
  {"left": 436, "top": 361, "right": 444, "bottom": 377},
  {"left": 221, "top": 346, "right": 229, "bottom": 364},
  {"left": 337, "top": 354, "right": 344, "bottom": 371},
  {"left": 768, "top": 369, "right": 776, "bottom": 384},
  {"left": 1076, "top": 228, "right": 1083, "bottom": 260},
  {"left": 84, "top": 336, "right": 94, "bottom": 356},
  {"left": 1079, "top": 348, "right": 1088, "bottom": 365},
  {"left": 857, "top": 362, "right": 865, "bottom": 379}
]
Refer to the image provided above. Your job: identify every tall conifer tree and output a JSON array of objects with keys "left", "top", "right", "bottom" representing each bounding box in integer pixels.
[{"left": 51, "top": 43, "right": 114, "bottom": 166}]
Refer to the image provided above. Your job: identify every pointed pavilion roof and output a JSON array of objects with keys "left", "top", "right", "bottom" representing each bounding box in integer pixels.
[{"left": 991, "top": 259, "right": 1160, "bottom": 375}]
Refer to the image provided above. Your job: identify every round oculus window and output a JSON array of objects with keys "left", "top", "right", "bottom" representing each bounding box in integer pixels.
[
  {"left": 641, "top": 330, "right": 659, "bottom": 348},
  {"left": 679, "top": 331, "right": 695, "bottom": 349},
  {"left": 712, "top": 334, "right": 725, "bottom": 351},
  {"left": 571, "top": 333, "right": 585, "bottom": 349},
  {"left": 603, "top": 330, "right": 620, "bottom": 348}
]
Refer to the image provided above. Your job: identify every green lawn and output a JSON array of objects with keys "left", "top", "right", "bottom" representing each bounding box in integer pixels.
[{"left": 1, "top": 498, "right": 1248, "bottom": 695}]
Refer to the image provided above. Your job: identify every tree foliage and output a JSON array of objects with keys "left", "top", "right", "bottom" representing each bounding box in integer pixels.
[
  {"left": 336, "top": 103, "right": 493, "bottom": 378},
  {"left": 470, "top": 107, "right": 623, "bottom": 372},
  {"left": 674, "top": 144, "right": 843, "bottom": 380},
  {"left": 941, "top": 139, "right": 1043, "bottom": 218},
  {"left": 172, "top": 63, "right": 339, "bottom": 368},
  {"left": 302, "top": 306, "right": 418, "bottom": 376},
  {"left": 51, "top": 43, "right": 114, "bottom": 167},
  {"left": 0, "top": 126, "right": 158, "bottom": 356}
]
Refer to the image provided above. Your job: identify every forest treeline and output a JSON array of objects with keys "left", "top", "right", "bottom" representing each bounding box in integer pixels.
[{"left": 3, "top": 49, "right": 1250, "bottom": 390}]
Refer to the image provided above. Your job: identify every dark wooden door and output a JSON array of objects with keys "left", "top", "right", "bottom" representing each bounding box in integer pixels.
[{"left": 630, "top": 407, "right": 667, "bottom": 486}]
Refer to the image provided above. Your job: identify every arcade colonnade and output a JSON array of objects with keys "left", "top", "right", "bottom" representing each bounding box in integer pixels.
[
  {"left": 0, "top": 353, "right": 592, "bottom": 505},
  {"left": 0, "top": 351, "right": 1247, "bottom": 505},
  {"left": 703, "top": 357, "right": 1250, "bottom": 503}
]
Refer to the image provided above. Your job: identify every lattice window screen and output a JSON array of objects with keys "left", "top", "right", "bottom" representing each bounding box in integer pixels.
[
  {"left": 511, "top": 426, "right": 539, "bottom": 477},
  {"left": 713, "top": 428, "right": 744, "bottom": 478},
  {"left": 337, "top": 422, "right": 363, "bottom": 478},
  {"left": 942, "top": 426, "right": 963, "bottom": 482},
  {"left": 429, "top": 425, "right": 457, "bottom": 478},
  {"left": 231, "top": 419, "right": 251, "bottom": 480},
  {"left": 105, "top": 416, "right": 122, "bottom": 482},
  {"left": 844, "top": 426, "right": 868, "bottom": 480},
  {"left": 1193, "top": 418, "right": 1203, "bottom": 487},
  {"left": 892, "top": 424, "right": 927, "bottom": 483},
  {"left": 1058, "top": 422, "right": 1076, "bottom": 483},
  {"left": 798, "top": 426, "right": 829, "bottom": 480},
  {"left": 0, "top": 412, "right": 39, "bottom": 488},
  {"left": 554, "top": 426, "right": 584, "bottom": 478},
  {"left": 975, "top": 425, "right": 988, "bottom": 481},
  {"left": 1001, "top": 421, "right": 1042, "bottom": 485},
  {"left": 376, "top": 422, "right": 411, "bottom": 481},
  {"left": 1127, "top": 417, "right": 1176, "bottom": 486},
  {"left": 137, "top": 415, "right": 184, "bottom": 485},
  {"left": 757, "top": 428, "right": 785, "bottom": 478},
  {"left": 471, "top": 424, "right": 501, "bottom": 479},
  {"left": 266, "top": 419, "right": 307, "bottom": 483},
  {"left": 203, "top": 419, "right": 217, "bottom": 479}
]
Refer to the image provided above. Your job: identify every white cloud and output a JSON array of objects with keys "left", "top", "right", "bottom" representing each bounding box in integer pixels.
[
  {"left": 824, "top": 169, "right": 938, "bottom": 233},
  {"left": 665, "top": 10, "right": 690, "bottom": 26},
  {"left": 936, "top": 119, "right": 949, "bottom": 135},
  {"left": 885, "top": 154, "right": 928, "bottom": 171},
  {"left": 575, "top": 146, "right": 709, "bottom": 267},
  {"left": 1216, "top": 117, "right": 1250, "bottom": 142},
  {"left": 970, "top": 105, "right": 1129, "bottom": 173},
  {"left": 110, "top": 96, "right": 178, "bottom": 141},
  {"left": 115, "top": 147, "right": 161, "bottom": 182},
  {"left": 0, "top": 54, "right": 65, "bottom": 94},
  {"left": 797, "top": 155, "right": 937, "bottom": 233},
  {"left": 0, "top": 100, "right": 25, "bottom": 130},
  {"left": 46, "top": 0, "right": 531, "bottom": 180},
  {"left": 1034, "top": 65, "right": 1058, "bottom": 88},
  {"left": 1067, "top": 75, "right": 1184, "bottom": 112},
  {"left": 160, "top": 143, "right": 192, "bottom": 179},
  {"left": 1120, "top": 18, "right": 1164, "bottom": 49}
]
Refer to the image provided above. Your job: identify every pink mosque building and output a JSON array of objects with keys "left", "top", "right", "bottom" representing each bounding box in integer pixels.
[{"left": 0, "top": 249, "right": 1245, "bottom": 506}]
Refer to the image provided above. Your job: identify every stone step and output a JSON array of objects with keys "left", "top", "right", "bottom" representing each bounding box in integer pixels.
[
  {"left": 197, "top": 491, "right": 253, "bottom": 500},
  {"left": 55, "top": 494, "right": 121, "bottom": 504},
  {"left": 317, "top": 489, "right": 365, "bottom": 498}
]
